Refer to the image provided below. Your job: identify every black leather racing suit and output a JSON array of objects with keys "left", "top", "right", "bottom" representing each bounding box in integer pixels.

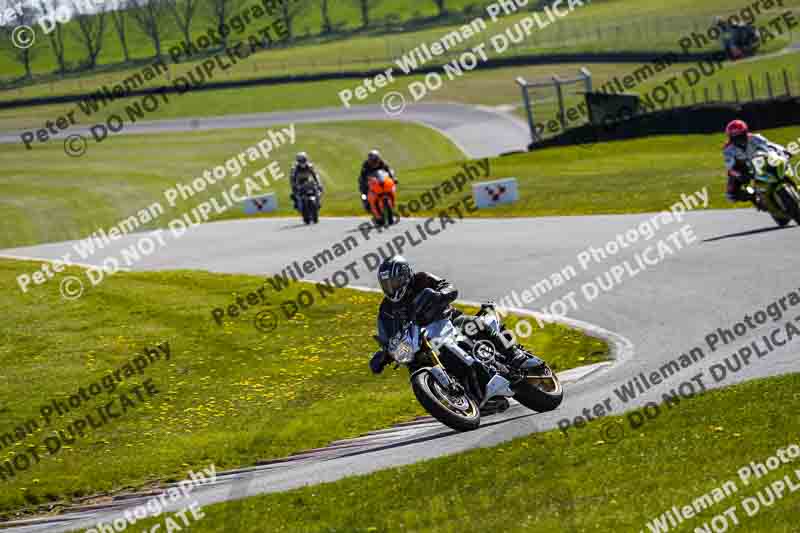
[{"left": 371, "top": 272, "right": 520, "bottom": 373}]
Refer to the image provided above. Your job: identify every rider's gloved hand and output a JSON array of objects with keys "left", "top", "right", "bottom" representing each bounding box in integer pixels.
[{"left": 370, "top": 350, "right": 388, "bottom": 374}]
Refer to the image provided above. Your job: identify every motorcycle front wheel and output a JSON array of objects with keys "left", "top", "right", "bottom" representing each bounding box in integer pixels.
[
  {"left": 411, "top": 369, "right": 480, "bottom": 431},
  {"left": 384, "top": 198, "right": 395, "bottom": 225},
  {"left": 777, "top": 185, "right": 800, "bottom": 225},
  {"left": 513, "top": 363, "right": 564, "bottom": 413}
]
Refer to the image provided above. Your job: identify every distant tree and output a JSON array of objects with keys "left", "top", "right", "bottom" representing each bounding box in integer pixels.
[
  {"left": 38, "top": 0, "right": 67, "bottom": 75},
  {"left": 318, "top": 0, "right": 332, "bottom": 34},
  {"left": 72, "top": 0, "right": 107, "bottom": 69},
  {"left": 352, "top": 0, "right": 381, "bottom": 29},
  {"left": 109, "top": 0, "right": 131, "bottom": 62},
  {"left": 432, "top": 0, "right": 446, "bottom": 16},
  {"left": 278, "top": 0, "right": 310, "bottom": 40},
  {"left": 129, "top": 0, "right": 167, "bottom": 59},
  {"left": 166, "top": 0, "right": 197, "bottom": 49},
  {"left": 210, "top": 0, "right": 238, "bottom": 49},
  {"left": 0, "top": 4, "right": 39, "bottom": 78}
]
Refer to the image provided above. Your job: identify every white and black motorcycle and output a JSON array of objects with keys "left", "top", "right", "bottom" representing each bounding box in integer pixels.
[{"left": 377, "top": 302, "right": 563, "bottom": 431}]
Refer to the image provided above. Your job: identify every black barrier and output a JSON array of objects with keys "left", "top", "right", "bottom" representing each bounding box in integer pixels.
[{"left": 532, "top": 96, "right": 800, "bottom": 150}]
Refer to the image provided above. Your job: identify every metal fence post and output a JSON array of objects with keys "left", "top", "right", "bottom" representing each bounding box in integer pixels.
[
  {"left": 748, "top": 75, "right": 756, "bottom": 100},
  {"left": 553, "top": 75, "right": 567, "bottom": 129},
  {"left": 580, "top": 67, "right": 592, "bottom": 92},
  {"left": 717, "top": 83, "right": 724, "bottom": 102},
  {"left": 783, "top": 69, "right": 791, "bottom": 96},
  {"left": 704, "top": 87, "right": 710, "bottom": 103},
  {"left": 766, "top": 72, "right": 774, "bottom": 99},
  {"left": 732, "top": 79, "right": 740, "bottom": 102},
  {"left": 517, "top": 77, "right": 538, "bottom": 145}
]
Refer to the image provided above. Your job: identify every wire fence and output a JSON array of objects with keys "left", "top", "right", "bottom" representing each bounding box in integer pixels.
[
  {"left": 6, "top": 11, "right": 796, "bottom": 96},
  {"left": 663, "top": 67, "right": 800, "bottom": 109},
  {"left": 518, "top": 64, "right": 800, "bottom": 144}
]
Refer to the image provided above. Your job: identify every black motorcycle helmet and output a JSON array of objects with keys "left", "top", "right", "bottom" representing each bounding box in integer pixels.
[{"left": 378, "top": 256, "right": 413, "bottom": 302}]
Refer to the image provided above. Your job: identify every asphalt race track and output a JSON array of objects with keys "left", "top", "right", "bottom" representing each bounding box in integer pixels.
[
  {"left": 0, "top": 103, "right": 532, "bottom": 159},
  {"left": 3, "top": 208, "right": 800, "bottom": 531}
]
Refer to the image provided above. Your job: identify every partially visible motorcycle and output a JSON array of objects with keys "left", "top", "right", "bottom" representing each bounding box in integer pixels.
[
  {"left": 747, "top": 150, "right": 800, "bottom": 227},
  {"left": 376, "top": 301, "right": 563, "bottom": 431},
  {"left": 364, "top": 170, "right": 397, "bottom": 227},
  {"left": 298, "top": 181, "right": 321, "bottom": 225}
]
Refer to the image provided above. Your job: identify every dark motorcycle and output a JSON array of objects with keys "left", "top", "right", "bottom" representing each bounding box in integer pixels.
[
  {"left": 376, "top": 301, "right": 563, "bottom": 431},
  {"left": 298, "top": 182, "right": 321, "bottom": 225}
]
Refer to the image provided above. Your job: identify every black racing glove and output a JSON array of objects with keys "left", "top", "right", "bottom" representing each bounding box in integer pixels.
[{"left": 370, "top": 350, "right": 389, "bottom": 374}]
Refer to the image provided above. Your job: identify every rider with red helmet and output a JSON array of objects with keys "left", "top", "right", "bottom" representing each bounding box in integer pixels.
[{"left": 723, "top": 120, "right": 791, "bottom": 208}]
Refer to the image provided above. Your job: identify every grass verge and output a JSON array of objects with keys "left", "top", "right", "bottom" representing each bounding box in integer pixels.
[
  {"left": 0, "top": 121, "right": 465, "bottom": 250},
  {"left": 5, "top": 124, "right": 800, "bottom": 252},
  {"left": 127, "top": 372, "right": 800, "bottom": 532},
  {"left": 0, "top": 258, "right": 608, "bottom": 519}
]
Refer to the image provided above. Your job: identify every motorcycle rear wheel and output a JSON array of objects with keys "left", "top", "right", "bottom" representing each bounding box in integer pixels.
[
  {"left": 772, "top": 213, "right": 791, "bottom": 227},
  {"left": 513, "top": 363, "right": 564, "bottom": 413},
  {"left": 411, "top": 370, "right": 480, "bottom": 431}
]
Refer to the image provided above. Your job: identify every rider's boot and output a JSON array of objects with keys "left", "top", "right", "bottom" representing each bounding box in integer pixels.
[{"left": 506, "top": 346, "right": 545, "bottom": 372}]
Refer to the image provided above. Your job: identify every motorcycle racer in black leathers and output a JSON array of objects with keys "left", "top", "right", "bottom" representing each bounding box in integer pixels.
[
  {"left": 291, "top": 152, "right": 324, "bottom": 211},
  {"left": 369, "top": 256, "right": 533, "bottom": 375}
]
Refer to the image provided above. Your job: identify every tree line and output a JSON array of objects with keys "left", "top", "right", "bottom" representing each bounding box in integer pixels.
[{"left": 0, "top": 0, "right": 465, "bottom": 82}]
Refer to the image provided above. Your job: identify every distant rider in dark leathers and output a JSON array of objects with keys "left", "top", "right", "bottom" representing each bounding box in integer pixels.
[
  {"left": 290, "top": 152, "right": 324, "bottom": 210},
  {"left": 359, "top": 150, "right": 396, "bottom": 213}
]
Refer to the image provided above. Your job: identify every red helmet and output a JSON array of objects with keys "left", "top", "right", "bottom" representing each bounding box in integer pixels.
[{"left": 725, "top": 119, "right": 749, "bottom": 140}]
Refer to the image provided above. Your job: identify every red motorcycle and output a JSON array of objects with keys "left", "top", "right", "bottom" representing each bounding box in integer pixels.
[{"left": 363, "top": 170, "right": 397, "bottom": 226}]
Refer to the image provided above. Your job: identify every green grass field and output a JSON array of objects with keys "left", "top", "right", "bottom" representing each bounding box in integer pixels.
[
  {"left": 1, "top": 0, "right": 797, "bottom": 101},
  {"left": 0, "top": 62, "right": 645, "bottom": 132},
  {"left": 4, "top": 123, "right": 800, "bottom": 253},
  {"left": 0, "top": 258, "right": 608, "bottom": 518},
  {"left": 130, "top": 372, "right": 800, "bottom": 532},
  {"left": 0, "top": 121, "right": 465, "bottom": 250}
]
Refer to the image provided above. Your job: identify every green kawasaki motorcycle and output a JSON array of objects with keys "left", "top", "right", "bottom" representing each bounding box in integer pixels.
[{"left": 747, "top": 150, "right": 800, "bottom": 227}]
